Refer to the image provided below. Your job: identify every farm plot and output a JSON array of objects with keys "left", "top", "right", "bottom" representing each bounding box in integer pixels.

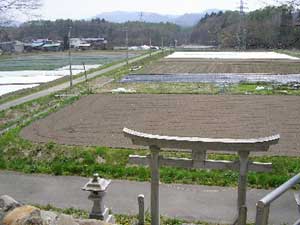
[
  {"left": 138, "top": 58, "right": 300, "bottom": 75},
  {"left": 21, "top": 94, "right": 300, "bottom": 156},
  {"left": 166, "top": 51, "right": 299, "bottom": 60},
  {"left": 0, "top": 51, "right": 136, "bottom": 71}
]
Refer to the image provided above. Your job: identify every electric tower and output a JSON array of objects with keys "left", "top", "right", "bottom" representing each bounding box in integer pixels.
[{"left": 238, "top": 0, "right": 247, "bottom": 50}]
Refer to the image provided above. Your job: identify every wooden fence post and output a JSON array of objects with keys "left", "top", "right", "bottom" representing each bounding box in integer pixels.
[{"left": 138, "top": 194, "right": 145, "bottom": 225}]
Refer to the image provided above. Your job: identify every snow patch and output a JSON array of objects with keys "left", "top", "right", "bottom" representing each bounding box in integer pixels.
[
  {"left": 0, "top": 64, "right": 101, "bottom": 96},
  {"left": 111, "top": 88, "right": 136, "bottom": 93},
  {"left": 0, "top": 85, "right": 39, "bottom": 96}
]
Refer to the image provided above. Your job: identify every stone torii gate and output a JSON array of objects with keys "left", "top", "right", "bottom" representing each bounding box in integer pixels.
[{"left": 123, "top": 128, "right": 280, "bottom": 225}]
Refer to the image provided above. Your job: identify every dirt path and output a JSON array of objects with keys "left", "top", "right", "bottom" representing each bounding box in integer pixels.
[{"left": 21, "top": 94, "right": 300, "bottom": 156}]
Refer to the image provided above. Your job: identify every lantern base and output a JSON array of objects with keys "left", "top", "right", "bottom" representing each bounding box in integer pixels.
[{"left": 89, "top": 207, "right": 115, "bottom": 223}]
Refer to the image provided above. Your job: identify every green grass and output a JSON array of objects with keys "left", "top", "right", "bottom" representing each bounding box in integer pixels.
[
  {"left": 0, "top": 92, "right": 81, "bottom": 131},
  {"left": 36, "top": 204, "right": 216, "bottom": 225},
  {"left": 116, "top": 213, "right": 214, "bottom": 225},
  {"left": 36, "top": 204, "right": 89, "bottom": 219},
  {"left": 0, "top": 127, "right": 299, "bottom": 189},
  {"left": 276, "top": 49, "right": 300, "bottom": 58},
  {"left": 229, "top": 82, "right": 300, "bottom": 95},
  {"left": 99, "top": 82, "right": 300, "bottom": 96}
]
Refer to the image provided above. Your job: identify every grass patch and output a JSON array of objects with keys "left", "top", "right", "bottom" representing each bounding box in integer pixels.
[
  {"left": 99, "top": 82, "right": 220, "bottom": 94},
  {"left": 36, "top": 204, "right": 89, "bottom": 219},
  {"left": 276, "top": 49, "right": 300, "bottom": 58},
  {"left": 229, "top": 82, "right": 300, "bottom": 95},
  {"left": 0, "top": 92, "right": 80, "bottom": 131},
  {"left": 98, "top": 82, "right": 300, "bottom": 96},
  {"left": 35, "top": 204, "right": 219, "bottom": 225},
  {"left": 0, "top": 127, "right": 299, "bottom": 189},
  {"left": 116, "top": 214, "right": 214, "bottom": 225}
]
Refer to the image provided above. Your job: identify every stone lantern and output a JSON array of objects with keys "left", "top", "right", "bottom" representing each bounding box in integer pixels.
[{"left": 82, "top": 173, "right": 114, "bottom": 223}]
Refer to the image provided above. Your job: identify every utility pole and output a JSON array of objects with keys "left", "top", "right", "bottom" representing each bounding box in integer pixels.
[
  {"left": 161, "top": 37, "right": 164, "bottom": 52},
  {"left": 125, "top": 28, "right": 129, "bottom": 66},
  {"left": 238, "top": 0, "right": 247, "bottom": 50},
  {"left": 68, "top": 26, "right": 73, "bottom": 89},
  {"left": 140, "top": 12, "right": 144, "bottom": 46},
  {"left": 82, "top": 62, "right": 87, "bottom": 82},
  {"left": 140, "top": 12, "right": 143, "bottom": 22},
  {"left": 149, "top": 37, "right": 152, "bottom": 56}
]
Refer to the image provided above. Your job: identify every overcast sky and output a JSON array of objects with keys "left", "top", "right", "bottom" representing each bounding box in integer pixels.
[{"left": 39, "top": 0, "right": 276, "bottom": 20}]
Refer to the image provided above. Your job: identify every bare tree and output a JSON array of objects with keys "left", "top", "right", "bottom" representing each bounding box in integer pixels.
[
  {"left": 0, "top": 0, "right": 42, "bottom": 24},
  {"left": 281, "top": 0, "right": 300, "bottom": 6},
  {"left": 266, "top": 0, "right": 300, "bottom": 7}
]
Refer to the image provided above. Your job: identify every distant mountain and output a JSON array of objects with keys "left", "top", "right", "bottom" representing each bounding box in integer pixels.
[
  {"left": 95, "top": 9, "right": 220, "bottom": 27},
  {"left": 175, "top": 9, "right": 220, "bottom": 27},
  {"left": 0, "top": 20, "right": 22, "bottom": 27},
  {"left": 95, "top": 11, "right": 175, "bottom": 24},
  {"left": 173, "top": 14, "right": 200, "bottom": 27}
]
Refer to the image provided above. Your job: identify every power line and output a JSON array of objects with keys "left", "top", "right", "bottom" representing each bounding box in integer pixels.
[
  {"left": 124, "top": 27, "right": 129, "bottom": 66},
  {"left": 240, "top": 0, "right": 245, "bottom": 15},
  {"left": 140, "top": 12, "right": 143, "bottom": 22}
]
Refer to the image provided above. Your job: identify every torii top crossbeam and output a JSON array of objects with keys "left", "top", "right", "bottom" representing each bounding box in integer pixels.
[{"left": 123, "top": 127, "right": 280, "bottom": 152}]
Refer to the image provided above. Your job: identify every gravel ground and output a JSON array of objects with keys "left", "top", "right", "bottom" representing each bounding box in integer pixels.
[{"left": 21, "top": 94, "right": 300, "bottom": 156}]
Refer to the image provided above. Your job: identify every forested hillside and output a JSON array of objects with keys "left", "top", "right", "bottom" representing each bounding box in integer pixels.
[
  {"left": 2, "top": 4, "right": 300, "bottom": 49},
  {"left": 1, "top": 19, "right": 189, "bottom": 46},
  {"left": 191, "top": 5, "right": 300, "bottom": 48}
]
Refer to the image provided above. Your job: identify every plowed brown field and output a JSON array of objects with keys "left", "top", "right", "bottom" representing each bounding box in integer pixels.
[
  {"left": 21, "top": 94, "right": 300, "bottom": 156},
  {"left": 139, "top": 59, "right": 300, "bottom": 74}
]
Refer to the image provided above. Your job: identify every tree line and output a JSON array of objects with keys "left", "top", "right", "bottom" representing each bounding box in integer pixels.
[
  {"left": 190, "top": 5, "right": 300, "bottom": 49},
  {"left": 1, "top": 1, "right": 300, "bottom": 49},
  {"left": 0, "top": 19, "right": 190, "bottom": 47}
]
